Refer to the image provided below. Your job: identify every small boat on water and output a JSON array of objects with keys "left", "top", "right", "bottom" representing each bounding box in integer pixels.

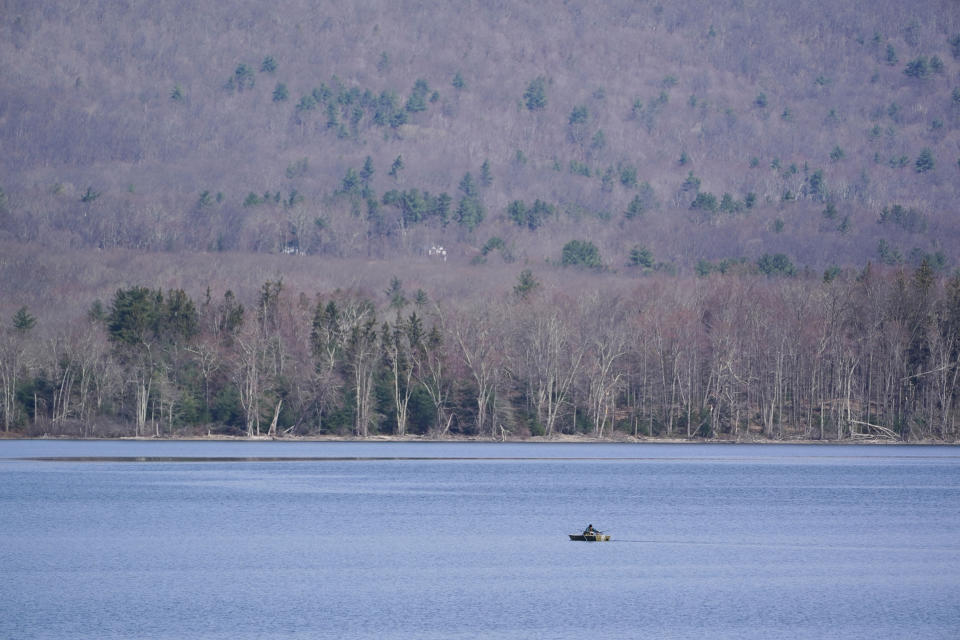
[{"left": 569, "top": 533, "right": 611, "bottom": 542}]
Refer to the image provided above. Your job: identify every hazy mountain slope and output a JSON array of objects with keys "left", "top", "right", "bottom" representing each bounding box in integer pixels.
[{"left": 1, "top": 0, "right": 959, "bottom": 272}]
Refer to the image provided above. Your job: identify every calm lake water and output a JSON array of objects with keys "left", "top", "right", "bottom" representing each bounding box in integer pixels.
[{"left": 1, "top": 441, "right": 959, "bottom": 639}]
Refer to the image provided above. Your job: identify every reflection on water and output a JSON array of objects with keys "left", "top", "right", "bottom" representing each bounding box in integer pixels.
[
  {"left": 1, "top": 441, "right": 959, "bottom": 639},
  {"left": 3, "top": 439, "right": 959, "bottom": 460}
]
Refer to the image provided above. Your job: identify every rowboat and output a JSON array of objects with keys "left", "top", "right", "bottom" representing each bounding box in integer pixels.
[{"left": 569, "top": 533, "right": 611, "bottom": 541}]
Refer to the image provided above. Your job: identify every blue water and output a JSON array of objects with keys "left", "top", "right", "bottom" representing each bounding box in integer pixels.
[{"left": 1, "top": 441, "right": 959, "bottom": 639}]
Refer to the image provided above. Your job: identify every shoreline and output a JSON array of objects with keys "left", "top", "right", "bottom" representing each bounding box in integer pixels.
[{"left": 1, "top": 433, "right": 955, "bottom": 445}]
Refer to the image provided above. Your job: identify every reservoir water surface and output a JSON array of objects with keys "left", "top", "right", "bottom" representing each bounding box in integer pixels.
[{"left": 1, "top": 441, "right": 958, "bottom": 639}]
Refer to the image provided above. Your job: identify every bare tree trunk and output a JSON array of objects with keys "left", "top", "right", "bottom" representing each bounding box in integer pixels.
[
  {"left": 136, "top": 373, "right": 150, "bottom": 437},
  {"left": 386, "top": 321, "right": 415, "bottom": 437},
  {"left": 412, "top": 318, "right": 453, "bottom": 439},
  {"left": 454, "top": 308, "right": 501, "bottom": 437},
  {"left": 234, "top": 335, "right": 260, "bottom": 437},
  {"left": 268, "top": 399, "right": 282, "bottom": 437},
  {"left": 0, "top": 336, "right": 24, "bottom": 432}
]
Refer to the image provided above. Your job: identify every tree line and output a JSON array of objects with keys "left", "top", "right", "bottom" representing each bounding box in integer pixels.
[{"left": 2, "top": 262, "right": 959, "bottom": 442}]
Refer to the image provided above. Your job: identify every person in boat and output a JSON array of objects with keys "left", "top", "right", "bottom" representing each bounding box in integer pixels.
[{"left": 583, "top": 524, "right": 597, "bottom": 536}]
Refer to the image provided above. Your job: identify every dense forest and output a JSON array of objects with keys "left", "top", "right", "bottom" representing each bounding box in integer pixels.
[
  {"left": 2, "top": 1, "right": 960, "bottom": 439},
  {"left": 2, "top": 263, "right": 960, "bottom": 441}
]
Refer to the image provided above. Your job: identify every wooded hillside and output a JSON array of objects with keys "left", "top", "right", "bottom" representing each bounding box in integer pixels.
[
  {"left": 2, "top": 0, "right": 959, "bottom": 269},
  {"left": 2, "top": 1, "right": 960, "bottom": 439}
]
